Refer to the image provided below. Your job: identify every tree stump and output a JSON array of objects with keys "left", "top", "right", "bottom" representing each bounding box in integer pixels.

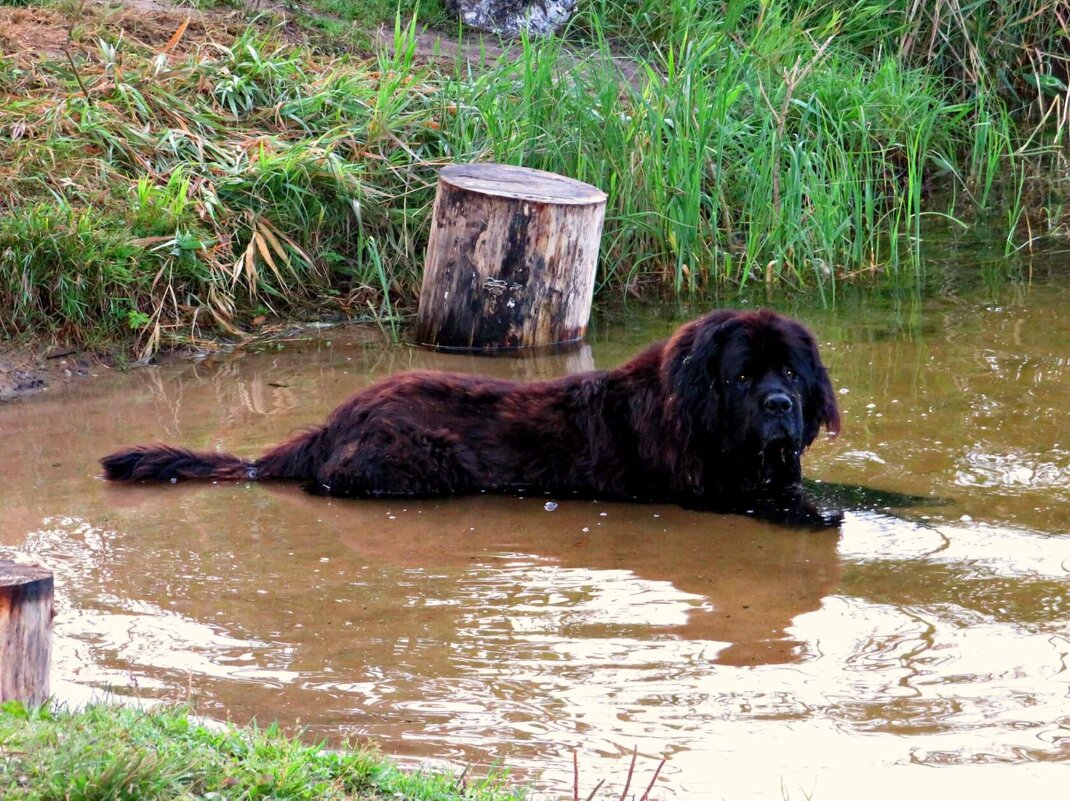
[
  {"left": 416, "top": 163, "right": 607, "bottom": 352},
  {"left": 0, "top": 561, "right": 54, "bottom": 706}
]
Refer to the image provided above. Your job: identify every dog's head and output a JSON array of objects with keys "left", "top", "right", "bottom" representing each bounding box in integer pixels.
[{"left": 662, "top": 309, "right": 839, "bottom": 489}]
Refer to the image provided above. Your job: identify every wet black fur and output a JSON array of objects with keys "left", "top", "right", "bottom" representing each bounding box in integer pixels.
[{"left": 101, "top": 309, "right": 842, "bottom": 526}]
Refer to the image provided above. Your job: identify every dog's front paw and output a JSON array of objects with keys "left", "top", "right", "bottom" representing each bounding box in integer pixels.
[
  {"left": 785, "top": 495, "right": 844, "bottom": 529},
  {"left": 750, "top": 488, "right": 843, "bottom": 529},
  {"left": 807, "top": 505, "right": 844, "bottom": 529}
]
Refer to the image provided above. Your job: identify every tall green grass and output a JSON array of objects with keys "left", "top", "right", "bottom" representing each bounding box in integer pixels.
[
  {"left": 442, "top": 1, "right": 1015, "bottom": 291},
  {"left": 0, "top": 0, "right": 1056, "bottom": 353},
  {"left": 576, "top": 0, "right": 1069, "bottom": 122},
  {"left": 796, "top": 0, "right": 1069, "bottom": 118}
]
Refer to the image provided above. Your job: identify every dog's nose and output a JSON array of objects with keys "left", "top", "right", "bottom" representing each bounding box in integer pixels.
[{"left": 763, "top": 392, "right": 794, "bottom": 415}]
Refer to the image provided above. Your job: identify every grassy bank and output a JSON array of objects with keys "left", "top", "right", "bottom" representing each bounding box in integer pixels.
[
  {"left": 0, "top": 701, "right": 525, "bottom": 800},
  {"left": 0, "top": 0, "right": 1066, "bottom": 354}
]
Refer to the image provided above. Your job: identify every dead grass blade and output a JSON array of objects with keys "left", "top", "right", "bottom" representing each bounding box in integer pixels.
[{"left": 161, "top": 17, "right": 191, "bottom": 55}]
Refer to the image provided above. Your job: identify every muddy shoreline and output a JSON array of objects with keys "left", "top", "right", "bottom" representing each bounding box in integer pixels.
[
  {"left": 0, "top": 320, "right": 400, "bottom": 402},
  {"left": 0, "top": 345, "right": 113, "bottom": 402}
]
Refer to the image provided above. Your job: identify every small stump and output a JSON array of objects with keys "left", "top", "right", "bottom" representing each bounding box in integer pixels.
[
  {"left": 0, "top": 561, "right": 54, "bottom": 707},
  {"left": 416, "top": 163, "right": 607, "bottom": 352}
]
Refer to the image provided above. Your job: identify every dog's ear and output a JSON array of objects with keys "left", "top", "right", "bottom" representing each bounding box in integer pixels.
[
  {"left": 661, "top": 310, "right": 741, "bottom": 438},
  {"left": 803, "top": 342, "right": 840, "bottom": 446},
  {"left": 812, "top": 365, "right": 840, "bottom": 434}
]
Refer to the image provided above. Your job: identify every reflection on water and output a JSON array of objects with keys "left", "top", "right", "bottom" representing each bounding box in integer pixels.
[{"left": 1, "top": 266, "right": 1070, "bottom": 798}]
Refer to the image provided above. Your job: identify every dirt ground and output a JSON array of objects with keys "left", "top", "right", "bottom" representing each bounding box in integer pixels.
[
  {"left": 0, "top": 345, "right": 113, "bottom": 402},
  {"left": 0, "top": 6, "right": 70, "bottom": 59},
  {"left": 0, "top": 2, "right": 249, "bottom": 61},
  {"left": 0, "top": 0, "right": 517, "bottom": 69}
]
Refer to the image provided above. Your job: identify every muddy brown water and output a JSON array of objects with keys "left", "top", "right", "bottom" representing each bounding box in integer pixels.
[{"left": 2, "top": 270, "right": 1069, "bottom": 798}]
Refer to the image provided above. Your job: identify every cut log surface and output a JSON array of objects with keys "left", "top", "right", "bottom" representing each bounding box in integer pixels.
[
  {"left": 0, "top": 561, "right": 54, "bottom": 706},
  {"left": 417, "top": 163, "right": 607, "bottom": 352}
]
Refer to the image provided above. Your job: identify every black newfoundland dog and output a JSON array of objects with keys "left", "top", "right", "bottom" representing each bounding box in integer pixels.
[{"left": 101, "top": 308, "right": 842, "bottom": 526}]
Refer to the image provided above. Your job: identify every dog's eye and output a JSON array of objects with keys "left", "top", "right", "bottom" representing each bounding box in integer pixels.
[
  {"left": 735, "top": 373, "right": 751, "bottom": 386},
  {"left": 785, "top": 367, "right": 798, "bottom": 381}
]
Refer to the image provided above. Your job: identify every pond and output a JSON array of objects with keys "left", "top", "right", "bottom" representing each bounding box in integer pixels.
[{"left": 2, "top": 254, "right": 1069, "bottom": 799}]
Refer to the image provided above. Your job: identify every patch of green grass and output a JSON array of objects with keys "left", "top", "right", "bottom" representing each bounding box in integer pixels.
[
  {"left": 0, "top": 204, "right": 147, "bottom": 341},
  {"left": 0, "top": 701, "right": 525, "bottom": 800},
  {"left": 181, "top": 0, "right": 247, "bottom": 11},
  {"left": 306, "top": 0, "right": 452, "bottom": 33}
]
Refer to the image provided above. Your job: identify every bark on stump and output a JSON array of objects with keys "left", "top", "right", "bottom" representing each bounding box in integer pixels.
[
  {"left": 417, "top": 163, "right": 607, "bottom": 352},
  {"left": 0, "top": 561, "right": 53, "bottom": 706}
]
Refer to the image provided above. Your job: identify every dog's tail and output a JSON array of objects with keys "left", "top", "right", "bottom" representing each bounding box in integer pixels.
[
  {"left": 100, "top": 427, "right": 327, "bottom": 484},
  {"left": 100, "top": 444, "right": 257, "bottom": 482}
]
